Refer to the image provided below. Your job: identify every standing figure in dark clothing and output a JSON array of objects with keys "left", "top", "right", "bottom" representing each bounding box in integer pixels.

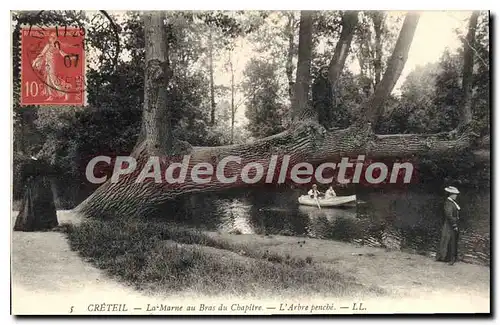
[
  {"left": 13, "top": 156, "right": 58, "bottom": 231},
  {"left": 312, "top": 66, "right": 334, "bottom": 129},
  {"left": 436, "top": 186, "right": 460, "bottom": 265}
]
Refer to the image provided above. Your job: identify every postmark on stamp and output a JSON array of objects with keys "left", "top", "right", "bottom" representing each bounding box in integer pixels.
[{"left": 20, "top": 26, "right": 86, "bottom": 106}]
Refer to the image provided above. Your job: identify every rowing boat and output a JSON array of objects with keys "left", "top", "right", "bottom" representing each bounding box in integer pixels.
[{"left": 297, "top": 194, "right": 357, "bottom": 208}]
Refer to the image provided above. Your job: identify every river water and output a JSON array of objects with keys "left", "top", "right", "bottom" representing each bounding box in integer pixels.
[{"left": 171, "top": 185, "right": 490, "bottom": 266}]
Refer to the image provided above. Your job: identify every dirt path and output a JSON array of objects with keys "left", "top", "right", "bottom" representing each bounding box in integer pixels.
[
  {"left": 11, "top": 211, "right": 145, "bottom": 314},
  {"left": 11, "top": 210, "right": 490, "bottom": 314},
  {"left": 207, "top": 232, "right": 490, "bottom": 296}
]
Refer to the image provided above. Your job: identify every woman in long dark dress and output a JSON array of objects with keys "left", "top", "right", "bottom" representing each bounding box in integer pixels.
[
  {"left": 13, "top": 156, "right": 58, "bottom": 231},
  {"left": 435, "top": 186, "right": 460, "bottom": 265}
]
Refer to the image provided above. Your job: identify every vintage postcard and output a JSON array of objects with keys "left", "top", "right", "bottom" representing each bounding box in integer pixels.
[{"left": 10, "top": 10, "right": 491, "bottom": 315}]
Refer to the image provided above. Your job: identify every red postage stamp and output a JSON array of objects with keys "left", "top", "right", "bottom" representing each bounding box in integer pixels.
[{"left": 20, "top": 26, "right": 86, "bottom": 106}]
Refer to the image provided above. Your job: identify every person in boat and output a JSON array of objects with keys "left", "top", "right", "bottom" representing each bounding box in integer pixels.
[
  {"left": 325, "top": 185, "right": 337, "bottom": 198},
  {"left": 308, "top": 184, "right": 323, "bottom": 199},
  {"left": 435, "top": 186, "right": 460, "bottom": 265},
  {"left": 13, "top": 155, "right": 58, "bottom": 232}
]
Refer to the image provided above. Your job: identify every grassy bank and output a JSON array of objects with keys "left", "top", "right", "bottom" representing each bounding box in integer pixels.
[{"left": 62, "top": 217, "right": 381, "bottom": 297}]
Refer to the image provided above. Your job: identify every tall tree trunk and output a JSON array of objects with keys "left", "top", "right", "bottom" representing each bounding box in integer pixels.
[
  {"left": 364, "top": 12, "right": 420, "bottom": 126},
  {"left": 209, "top": 31, "right": 216, "bottom": 126},
  {"left": 328, "top": 11, "right": 358, "bottom": 87},
  {"left": 461, "top": 11, "right": 480, "bottom": 126},
  {"left": 141, "top": 12, "right": 172, "bottom": 155},
  {"left": 50, "top": 178, "right": 61, "bottom": 208},
  {"left": 17, "top": 115, "right": 25, "bottom": 154},
  {"left": 76, "top": 12, "right": 174, "bottom": 218},
  {"left": 229, "top": 54, "right": 235, "bottom": 144},
  {"left": 373, "top": 11, "right": 384, "bottom": 87},
  {"left": 355, "top": 13, "right": 371, "bottom": 83},
  {"left": 285, "top": 12, "right": 296, "bottom": 104},
  {"left": 291, "top": 10, "right": 314, "bottom": 120}
]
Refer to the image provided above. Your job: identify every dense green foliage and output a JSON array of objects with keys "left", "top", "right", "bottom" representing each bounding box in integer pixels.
[{"left": 243, "top": 58, "right": 287, "bottom": 137}]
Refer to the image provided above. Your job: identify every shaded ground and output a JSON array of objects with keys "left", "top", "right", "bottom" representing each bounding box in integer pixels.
[
  {"left": 207, "top": 232, "right": 490, "bottom": 300},
  {"left": 11, "top": 210, "right": 490, "bottom": 315}
]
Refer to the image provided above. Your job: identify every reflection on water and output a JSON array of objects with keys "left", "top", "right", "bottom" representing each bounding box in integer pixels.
[
  {"left": 176, "top": 186, "right": 490, "bottom": 266},
  {"left": 216, "top": 199, "right": 254, "bottom": 234}
]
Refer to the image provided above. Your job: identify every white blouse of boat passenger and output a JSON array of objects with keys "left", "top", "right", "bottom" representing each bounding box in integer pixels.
[
  {"left": 325, "top": 188, "right": 337, "bottom": 198},
  {"left": 308, "top": 189, "right": 320, "bottom": 197}
]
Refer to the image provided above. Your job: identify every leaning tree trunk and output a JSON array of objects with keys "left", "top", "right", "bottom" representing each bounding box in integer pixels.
[
  {"left": 364, "top": 12, "right": 420, "bottom": 126},
  {"left": 291, "top": 10, "right": 314, "bottom": 120},
  {"left": 328, "top": 11, "right": 358, "bottom": 87},
  {"left": 75, "top": 119, "right": 478, "bottom": 219},
  {"left": 461, "top": 11, "right": 480, "bottom": 127}
]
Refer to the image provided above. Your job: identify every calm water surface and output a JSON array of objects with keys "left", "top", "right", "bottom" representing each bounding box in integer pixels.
[{"left": 173, "top": 185, "right": 490, "bottom": 266}]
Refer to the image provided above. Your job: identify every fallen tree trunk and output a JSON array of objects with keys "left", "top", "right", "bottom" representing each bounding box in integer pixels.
[
  {"left": 73, "top": 11, "right": 483, "bottom": 221},
  {"left": 75, "top": 121, "right": 478, "bottom": 219}
]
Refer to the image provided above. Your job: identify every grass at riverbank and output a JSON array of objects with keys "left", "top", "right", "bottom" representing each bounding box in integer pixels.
[{"left": 62, "top": 217, "right": 379, "bottom": 297}]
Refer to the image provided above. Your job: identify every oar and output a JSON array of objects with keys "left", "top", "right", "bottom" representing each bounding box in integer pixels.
[{"left": 315, "top": 196, "right": 321, "bottom": 210}]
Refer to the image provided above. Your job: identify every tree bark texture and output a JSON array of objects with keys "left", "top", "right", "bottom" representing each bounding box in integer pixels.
[
  {"left": 141, "top": 12, "right": 172, "bottom": 156},
  {"left": 364, "top": 12, "right": 420, "bottom": 126},
  {"left": 292, "top": 10, "right": 314, "bottom": 120},
  {"left": 286, "top": 12, "right": 296, "bottom": 104},
  {"left": 328, "top": 11, "right": 358, "bottom": 87},
  {"left": 75, "top": 120, "right": 477, "bottom": 219},
  {"left": 461, "top": 11, "right": 480, "bottom": 126},
  {"left": 373, "top": 11, "right": 384, "bottom": 87},
  {"left": 209, "top": 31, "right": 216, "bottom": 126}
]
